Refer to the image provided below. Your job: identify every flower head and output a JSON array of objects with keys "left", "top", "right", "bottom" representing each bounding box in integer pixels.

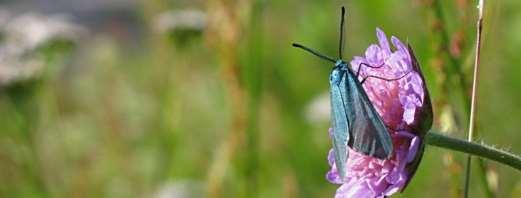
[
  {"left": 327, "top": 28, "right": 432, "bottom": 197},
  {"left": 0, "top": 12, "right": 85, "bottom": 86}
]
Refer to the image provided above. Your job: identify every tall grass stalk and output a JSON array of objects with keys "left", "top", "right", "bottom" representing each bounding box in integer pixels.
[{"left": 464, "top": 0, "right": 486, "bottom": 197}]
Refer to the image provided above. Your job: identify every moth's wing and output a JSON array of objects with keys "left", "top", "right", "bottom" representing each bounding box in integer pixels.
[
  {"left": 344, "top": 71, "right": 393, "bottom": 159},
  {"left": 330, "top": 74, "right": 350, "bottom": 178}
]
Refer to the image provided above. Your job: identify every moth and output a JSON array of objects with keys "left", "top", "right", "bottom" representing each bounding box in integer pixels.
[{"left": 292, "top": 7, "right": 409, "bottom": 178}]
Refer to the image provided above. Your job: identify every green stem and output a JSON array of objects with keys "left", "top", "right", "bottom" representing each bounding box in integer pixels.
[{"left": 426, "top": 132, "right": 521, "bottom": 171}]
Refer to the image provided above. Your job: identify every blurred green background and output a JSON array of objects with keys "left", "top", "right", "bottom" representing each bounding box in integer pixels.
[{"left": 0, "top": 0, "right": 520, "bottom": 197}]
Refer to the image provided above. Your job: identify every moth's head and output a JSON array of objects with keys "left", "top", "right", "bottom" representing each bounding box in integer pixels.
[
  {"left": 334, "top": 59, "right": 347, "bottom": 68},
  {"left": 330, "top": 65, "right": 345, "bottom": 84}
]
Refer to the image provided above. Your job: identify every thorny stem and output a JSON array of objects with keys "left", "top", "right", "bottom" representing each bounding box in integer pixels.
[
  {"left": 426, "top": 132, "right": 521, "bottom": 171},
  {"left": 464, "top": 1, "right": 485, "bottom": 197}
]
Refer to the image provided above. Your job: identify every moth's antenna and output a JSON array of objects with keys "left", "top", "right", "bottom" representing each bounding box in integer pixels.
[
  {"left": 292, "top": 43, "right": 336, "bottom": 63},
  {"left": 339, "top": 6, "right": 346, "bottom": 60}
]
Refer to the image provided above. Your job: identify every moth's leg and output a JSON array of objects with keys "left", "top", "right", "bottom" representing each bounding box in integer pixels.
[
  {"left": 356, "top": 62, "right": 385, "bottom": 78},
  {"left": 360, "top": 70, "right": 411, "bottom": 84}
]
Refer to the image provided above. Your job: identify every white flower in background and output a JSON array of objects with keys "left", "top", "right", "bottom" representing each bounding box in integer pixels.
[
  {"left": 153, "top": 9, "right": 206, "bottom": 34},
  {"left": 154, "top": 181, "right": 205, "bottom": 198},
  {"left": 0, "top": 11, "right": 86, "bottom": 86}
]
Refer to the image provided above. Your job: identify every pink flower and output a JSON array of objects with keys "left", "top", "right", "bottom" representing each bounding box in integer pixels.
[{"left": 326, "top": 28, "right": 432, "bottom": 197}]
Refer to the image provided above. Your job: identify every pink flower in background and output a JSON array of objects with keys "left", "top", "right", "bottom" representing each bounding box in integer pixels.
[{"left": 326, "top": 28, "right": 432, "bottom": 198}]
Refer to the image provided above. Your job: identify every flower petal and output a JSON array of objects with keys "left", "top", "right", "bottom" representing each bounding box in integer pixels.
[
  {"left": 391, "top": 36, "right": 410, "bottom": 63},
  {"left": 365, "top": 44, "right": 385, "bottom": 66},
  {"left": 376, "top": 28, "right": 391, "bottom": 57}
]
